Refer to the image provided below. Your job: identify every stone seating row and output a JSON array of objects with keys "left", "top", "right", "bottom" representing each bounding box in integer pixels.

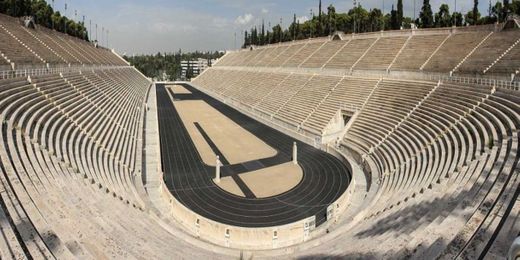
[
  {"left": 0, "top": 13, "right": 127, "bottom": 68},
  {"left": 215, "top": 29, "right": 520, "bottom": 77},
  {"left": 341, "top": 81, "right": 519, "bottom": 259},
  {"left": 193, "top": 66, "right": 519, "bottom": 258},
  {"left": 0, "top": 67, "right": 185, "bottom": 258}
]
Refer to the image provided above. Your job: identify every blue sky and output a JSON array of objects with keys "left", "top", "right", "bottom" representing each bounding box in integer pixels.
[{"left": 50, "top": 0, "right": 493, "bottom": 55}]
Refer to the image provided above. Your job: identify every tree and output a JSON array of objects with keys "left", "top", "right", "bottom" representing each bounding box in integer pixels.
[
  {"left": 318, "top": 0, "right": 322, "bottom": 21},
  {"left": 401, "top": 17, "right": 414, "bottom": 29},
  {"left": 292, "top": 14, "right": 297, "bottom": 40},
  {"left": 397, "top": 0, "right": 404, "bottom": 26},
  {"left": 435, "top": 4, "right": 452, "bottom": 27},
  {"left": 260, "top": 20, "right": 265, "bottom": 45},
  {"left": 326, "top": 4, "right": 337, "bottom": 35},
  {"left": 125, "top": 51, "right": 223, "bottom": 80},
  {"left": 251, "top": 26, "right": 258, "bottom": 45},
  {"left": 419, "top": 0, "right": 434, "bottom": 28},
  {"left": 473, "top": 0, "right": 479, "bottom": 25},
  {"left": 465, "top": 8, "right": 480, "bottom": 25},
  {"left": 511, "top": 0, "right": 520, "bottom": 16},
  {"left": 492, "top": 1, "right": 504, "bottom": 22},
  {"left": 296, "top": 19, "right": 304, "bottom": 39},
  {"left": 31, "top": 0, "right": 53, "bottom": 28},
  {"left": 452, "top": 12, "right": 464, "bottom": 26},
  {"left": 51, "top": 11, "right": 61, "bottom": 30},
  {"left": 390, "top": 5, "right": 399, "bottom": 30},
  {"left": 0, "top": 0, "right": 89, "bottom": 41},
  {"left": 243, "top": 30, "right": 249, "bottom": 48},
  {"left": 230, "top": 0, "right": 506, "bottom": 46},
  {"left": 349, "top": 4, "right": 369, "bottom": 33},
  {"left": 503, "top": 0, "right": 511, "bottom": 19},
  {"left": 271, "top": 24, "right": 282, "bottom": 43},
  {"left": 313, "top": 0, "right": 324, "bottom": 36},
  {"left": 368, "top": 8, "right": 384, "bottom": 32}
]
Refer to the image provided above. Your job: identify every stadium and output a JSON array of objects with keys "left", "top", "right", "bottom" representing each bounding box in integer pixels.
[{"left": 0, "top": 0, "right": 519, "bottom": 259}]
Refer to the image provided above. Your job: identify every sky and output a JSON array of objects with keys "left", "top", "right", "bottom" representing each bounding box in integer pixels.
[{"left": 51, "top": 0, "right": 494, "bottom": 55}]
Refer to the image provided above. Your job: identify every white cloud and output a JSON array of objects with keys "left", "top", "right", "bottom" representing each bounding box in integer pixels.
[
  {"left": 89, "top": 0, "right": 490, "bottom": 54},
  {"left": 212, "top": 17, "right": 230, "bottom": 28},
  {"left": 297, "top": 16, "right": 309, "bottom": 23},
  {"left": 234, "top": 13, "right": 254, "bottom": 25}
]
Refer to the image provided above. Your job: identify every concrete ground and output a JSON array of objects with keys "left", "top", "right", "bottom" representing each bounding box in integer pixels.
[
  {"left": 240, "top": 162, "right": 303, "bottom": 198},
  {"left": 172, "top": 94, "right": 277, "bottom": 166},
  {"left": 168, "top": 84, "right": 192, "bottom": 94},
  {"left": 171, "top": 86, "right": 303, "bottom": 198},
  {"left": 215, "top": 177, "right": 246, "bottom": 197},
  {"left": 215, "top": 162, "right": 303, "bottom": 198}
]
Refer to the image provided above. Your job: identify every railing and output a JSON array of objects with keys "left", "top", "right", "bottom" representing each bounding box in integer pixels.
[
  {"left": 340, "top": 103, "right": 361, "bottom": 112},
  {"left": 0, "top": 65, "right": 133, "bottom": 80},
  {"left": 354, "top": 69, "right": 520, "bottom": 89},
  {"left": 443, "top": 75, "right": 519, "bottom": 90},
  {"left": 235, "top": 22, "right": 500, "bottom": 51},
  {"left": 212, "top": 65, "right": 519, "bottom": 91}
]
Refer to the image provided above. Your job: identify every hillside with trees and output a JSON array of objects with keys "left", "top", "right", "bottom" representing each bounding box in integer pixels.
[
  {"left": 243, "top": 0, "right": 520, "bottom": 47},
  {"left": 0, "top": 0, "right": 88, "bottom": 40},
  {"left": 124, "top": 50, "right": 224, "bottom": 81}
]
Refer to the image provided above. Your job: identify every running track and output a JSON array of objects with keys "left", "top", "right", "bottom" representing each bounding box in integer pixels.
[{"left": 156, "top": 83, "right": 351, "bottom": 228}]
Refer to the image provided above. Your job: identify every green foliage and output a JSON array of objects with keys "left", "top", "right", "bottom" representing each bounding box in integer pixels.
[
  {"left": 242, "top": 0, "right": 506, "bottom": 48},
  {"left": 326, "top": 4, "right": 336, "bottom": 36},
  {"left": 513, "top": 1, "right": 520, "bottom": 15},
  {"left": 473, "top": 0, "right": 479, "bottom": 25},
  {"left": 435, "top": 4, "right": 452, "bottom": 27},
  {"left": 491, "top": 0, "right": 519, "bottom": 23},
  {"left": 124, "top": 50, "right": 224, "bottom": 81},
  {"left": 465, "top": 10, "right": 481, "bottom": 25},
  {"left": 397, "top": 0, "right": 404, "bottom": 25},
  {"left": 452, "top": 12, "right": 464, "bottom": 26},
  {"left": 0, "top": 0, "right": 88, "bottom": 41},
  {"left": 420, "top": 0, "right": 434, "bottom": 28},
  {"left": 390, "top": 5, "right": 399, "bottom": 30},
  {"left": 492, "top": 1, "right": 505, "bottom": 22}
]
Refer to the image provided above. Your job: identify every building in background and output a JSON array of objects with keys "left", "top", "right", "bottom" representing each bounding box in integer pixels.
[{"left": 181, "top": 58, "right": 215, "bottom": 80}]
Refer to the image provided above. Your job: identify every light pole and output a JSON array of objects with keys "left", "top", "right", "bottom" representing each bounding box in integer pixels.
[
  {"left": 414, "top": 0, "right": 416, "bottom": 21},
  {"left": 52, "top": 0, "right": 55, "bottom": 29},
  {"left": 82, "top": 15, "right": 85, "bottom": 40},
  {"left": 454, "top": 0, "right": 457, "bottom": 26},
  {"left": 64, "top": 1, "right": 67, "bottom": 33},
  {"left": 280, "top": 17, "right": 283, "bottom": 42},
  {"left": 268, "top": 22, "right": 271, "bottom": 43},
  {"left": 353, "top": 0, "right": 357, "bottom": 33},
  {"left": 382, "top": 0, "right": 385, "bottom": 30},
  {"left": 310, "top": 9, "right": 313, "bottom": 38}
]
